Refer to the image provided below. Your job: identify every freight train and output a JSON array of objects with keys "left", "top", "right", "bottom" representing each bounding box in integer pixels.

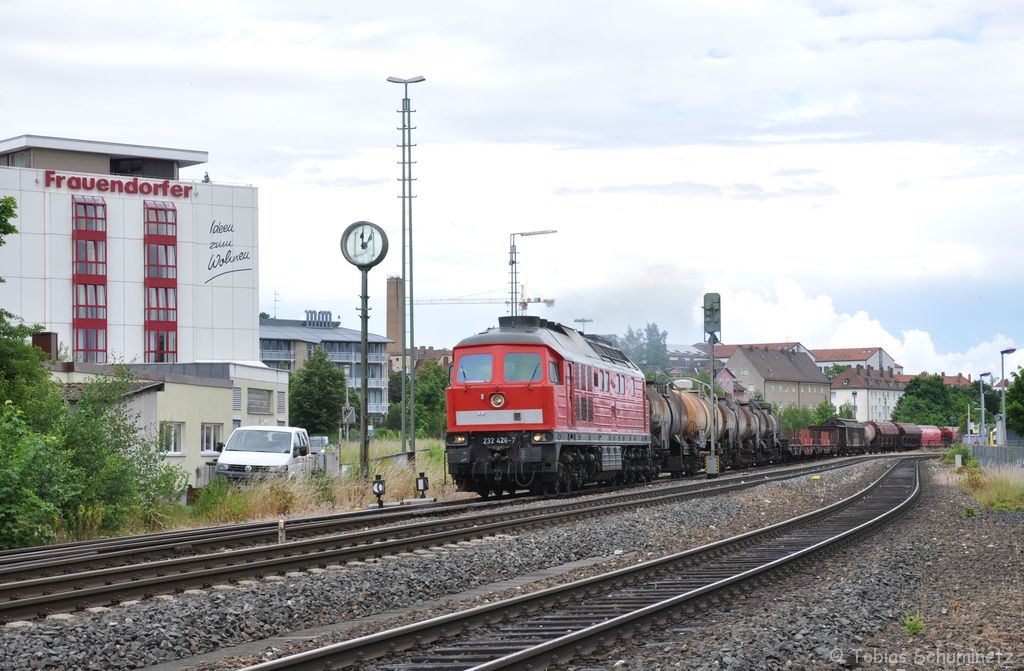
[{"left": 445, "top": 316, "right": 930, "bottom": 497}]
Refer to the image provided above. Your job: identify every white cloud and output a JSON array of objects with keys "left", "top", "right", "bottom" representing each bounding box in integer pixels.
[{"left": 693, "top": 279, "right": 1022, "bottom": 378}]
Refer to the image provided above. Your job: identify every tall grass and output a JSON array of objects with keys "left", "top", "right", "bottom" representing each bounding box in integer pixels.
[
  {"left": 158, "top": 438, "right": 470, "bottom": 529},
  {"left": 958, "top": 466, "right": 1024, "bottom": 513}
]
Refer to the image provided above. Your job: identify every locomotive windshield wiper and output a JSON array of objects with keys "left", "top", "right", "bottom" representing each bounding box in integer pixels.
[
  {"left": 459, "top": 364, "right": 471, "bottom": 389},
  {"left": 526, "top": 362, "right": 540, "bottom": 389}
]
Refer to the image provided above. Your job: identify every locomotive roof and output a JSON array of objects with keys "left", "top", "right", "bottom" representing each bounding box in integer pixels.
[{"left": 456, "top": 316, "right": 642, "bottom": 375}]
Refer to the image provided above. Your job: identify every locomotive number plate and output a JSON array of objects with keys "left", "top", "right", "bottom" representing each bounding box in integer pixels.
[{"left": 482, "top": 435, "right": 515, "bottom": 446}]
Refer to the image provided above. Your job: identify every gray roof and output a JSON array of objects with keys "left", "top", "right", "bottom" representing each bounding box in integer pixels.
[
  {"left": 456, "top": 317, "right": 641, "bottom": 375},
  {"left": 260, "top": 320, "right": 391, "bottom": 345},
  {"left": 734, "top": 347, "right": 830, "bottom": 384}
]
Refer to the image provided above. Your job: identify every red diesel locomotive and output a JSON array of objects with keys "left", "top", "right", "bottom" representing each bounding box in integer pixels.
[{"left": 445, "top": 316, "right": 655, "bottom": 496}]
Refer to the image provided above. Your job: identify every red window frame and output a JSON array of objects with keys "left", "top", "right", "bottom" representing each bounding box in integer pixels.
[
  {"left": 73, "top": 196, "right": 106, "bottom": 232},
  {"left": 144, "top": 199, "right": 177, "bottom": 236},
  {"left": 146, "top": 286, "right": 177, "bottom": 322},
  {"left": 75, "top": 327, "right": 107, "bottom": 363},
  {"left": 146, "top": 329, "right": 177, "bottom": 363},
  {"left": 144, "top": 201, "right": 178, "bottom": 363},
  {"left": 145, "top": 243, "right": 176, "bottom": 279},
  {"left": 74, "top": 283, "right": 107, "bottom": 320},
  {"left": 72, "top": 196, "right": 107, "bottom": 363}
]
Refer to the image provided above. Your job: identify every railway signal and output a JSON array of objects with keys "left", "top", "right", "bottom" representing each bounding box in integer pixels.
[{"left": 704, "top": 292, "right": 721, "bottom": 478}]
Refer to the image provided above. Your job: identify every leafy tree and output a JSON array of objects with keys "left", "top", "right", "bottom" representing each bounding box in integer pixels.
[
  {"left": 614, "top": 323, "right": 668, "bottom": 369},
  {"left": 388, "top": 370, "right": 405, "bottom": 404},
  {"left": 414, "top": 360, "right": 449, "bottom": 438},
  {"left": 837, "top": 402, "right": 856, "bottom": 419},
  {"left": 259, "top": 311, "right": 271, "bottom": 320},
  {"left": 823, "top": 364, "right": 849, "bottom": 380},
  {"left": 614, "top": 326, "right": 644, "bottom": 362},
  {"left": 891, "top": 375, "right": 955, "bottom": 426},
  {"left": 289, "top": 347, "right": 346, "bottom": 435},
  {"left": 642, "top": 323, "right": 669, "bottom": 368},
  {"left": 1006, "top": 368, "right": 1024, "bottom": 436},
  {"left": 0, "top": 402, "right": 73, "bottom": 548},
  {"left": 58, "top": 369, "right": 187, "bottom": 536},
  {"left": 777, "top": 405, "right": 815, "bottom": 432},
  {"left": 684, "top": 370, "right": 724, "bottom": 395},
  {"left": 0, "top": 196, "right": 16, "bottom": 246},
  {"left": 812, "top": 399, "right": 837, "bottom": 424}
]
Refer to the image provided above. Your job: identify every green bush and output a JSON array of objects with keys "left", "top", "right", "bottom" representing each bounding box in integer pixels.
[
  {"left": 0, "top": 402, "right": 72, "bottom": 549},
  {"left": 191, "top": 476, "right": 233, "bottom": 518},
  {"left": 941, "top": 445, "right": 979, "bottom": 470},
  {"left": 58, "top": 370, "right": 187, "bottom": 535}
]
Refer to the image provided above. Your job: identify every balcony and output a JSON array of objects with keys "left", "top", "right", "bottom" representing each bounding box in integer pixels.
[
  {"left": 368, "top": 403, "right": 388, "bottom": 416},
  {"left": 327, "top": 352, "right": 388, "bottom": 364},
  {"left": 348, "top": 378, "right": 387, "bottom": 389},
  {"left": 260, "top": 349, "right": 293, "bottom": 362}
]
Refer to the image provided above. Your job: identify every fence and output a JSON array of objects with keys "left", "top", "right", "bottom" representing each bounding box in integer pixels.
[
  {"left": 971, "top": 445, "right": 1024, "bottom": 468},
  {"left": 195, "top": 449, "right": 430, "bottom": 488}
]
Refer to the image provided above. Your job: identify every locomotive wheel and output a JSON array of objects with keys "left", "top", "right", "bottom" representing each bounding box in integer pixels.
[{"left": 476, "top": 487, "right": 491, "bottom": 499}]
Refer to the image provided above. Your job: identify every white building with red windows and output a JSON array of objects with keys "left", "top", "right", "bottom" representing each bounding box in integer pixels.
[{"left": 0, "top": 135, "right": 259, "bottom": 363}]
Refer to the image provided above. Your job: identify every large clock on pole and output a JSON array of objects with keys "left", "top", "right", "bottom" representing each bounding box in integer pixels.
[{"left": 341, "top": 221, "right": 389, "bottom": 269}]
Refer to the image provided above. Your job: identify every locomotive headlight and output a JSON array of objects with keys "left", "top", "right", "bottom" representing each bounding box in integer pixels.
[
  {"left": 490, "top": 393, "right": 506, "bottom": 408},
  {"left": 532, "top": 432, "right": 551, "bottom": 443},
  {"left": 450, "top": 433, "right": 467, "bottom": 445}
]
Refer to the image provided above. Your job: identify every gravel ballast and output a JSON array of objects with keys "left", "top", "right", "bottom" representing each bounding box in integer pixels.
[
  {"left": 562, "top": 460, "right": 1023, "bottom": 671},
  {"left": 0, "top": 459, "right": 896, "bottom": 671}
]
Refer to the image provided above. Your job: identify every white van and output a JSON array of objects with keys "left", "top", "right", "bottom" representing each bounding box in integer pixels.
[{"left": 214, "top": 426, "right": 311, "bottom": 481}]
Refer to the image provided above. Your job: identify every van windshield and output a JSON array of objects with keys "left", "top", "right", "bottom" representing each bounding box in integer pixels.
[{"left": 224, "top": 430, "right": 292, "bottom": 453}]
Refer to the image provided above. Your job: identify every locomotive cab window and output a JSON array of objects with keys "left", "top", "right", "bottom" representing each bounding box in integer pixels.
[
  {"left": 548, "top": 360, "right": 561, "bottom": 384},
  {"left": 456, "top": 353, "right": 493, "bottom": 383},
  {"left": 504, "top": 352, "right": 543, "bottom": 382}
]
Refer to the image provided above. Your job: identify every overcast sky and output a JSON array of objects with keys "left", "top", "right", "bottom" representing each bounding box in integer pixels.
[{"left": 4, "top": 0, "right": 1022, "bottom": 378}]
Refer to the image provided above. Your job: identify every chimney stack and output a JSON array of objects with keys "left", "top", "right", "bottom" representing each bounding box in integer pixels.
[{"left": 32, "top": 332, "right": 58, "bottom": 361}]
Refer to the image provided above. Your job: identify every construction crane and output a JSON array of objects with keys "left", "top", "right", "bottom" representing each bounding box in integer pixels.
[{"left": 416, "top": 296, "right": 555, "bottom": 311}]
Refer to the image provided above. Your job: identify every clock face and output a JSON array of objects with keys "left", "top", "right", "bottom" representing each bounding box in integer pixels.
[{"left": 341, "top": 221, "right": 388, "bottom": 268}]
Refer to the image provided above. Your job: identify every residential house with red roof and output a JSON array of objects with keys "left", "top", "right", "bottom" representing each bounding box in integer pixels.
[
  {"left": 810, "top": 347, "right": 902, "bottom": 376},
  {"left": 831, "top": 365, "right": 906, "bottom": 422}
]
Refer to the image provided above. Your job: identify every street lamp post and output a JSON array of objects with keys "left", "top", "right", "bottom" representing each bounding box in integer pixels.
[
  {"left": 509, "top": 230, "right": 556, "bottom": 316},
  {"left": 852, "top": 391, "right": 858, "bottom": 421},
  {"left": 387, "top": 75, "right": 426, "bottom": 459},
  {"left": 1000, "top": 348, "right": 1017, "bottom": 446},
  {"left": 979, "top": 372, "right": 991, "bottom": 446}
]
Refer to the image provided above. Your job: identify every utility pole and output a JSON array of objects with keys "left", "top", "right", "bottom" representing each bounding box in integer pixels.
[{"left": 574, "top": 318, "right": 593, "bottom": 332}]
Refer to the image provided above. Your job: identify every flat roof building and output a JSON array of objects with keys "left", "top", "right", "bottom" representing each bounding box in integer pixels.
[
  {"left": 0, "top": 134, "right": 258, "bottom": 364},
  {"left": 260, "top": 311, "right": 391, "bottom": 419}
]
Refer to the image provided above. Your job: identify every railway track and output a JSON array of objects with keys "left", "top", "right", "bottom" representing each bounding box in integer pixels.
[
  {"left": 238, "top": 457, "right": 925, "bottom": 671},
  {"left": 0, "top": 453, "right": 908, "bottom": 574},
  {"left": 0, "top": 456, "right": 900, "bottom": 622}
]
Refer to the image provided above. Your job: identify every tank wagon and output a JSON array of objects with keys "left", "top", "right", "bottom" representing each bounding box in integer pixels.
[{"left": 445, "top": 317, "right": 924, "bottom": 497}]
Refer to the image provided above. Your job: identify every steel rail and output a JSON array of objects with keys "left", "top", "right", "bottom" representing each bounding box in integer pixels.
[
  {"left": 0, "top": 453, "right": 916, "bottom": 570},
  {"left": 0, "top": 456, "right": 890, "bottom": 580},
  {"left": 235, "top": 457, "right": 925, "bottom": 671},
  {"left": 0, "top": 458, "right": 893, "bottom": 621}
]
